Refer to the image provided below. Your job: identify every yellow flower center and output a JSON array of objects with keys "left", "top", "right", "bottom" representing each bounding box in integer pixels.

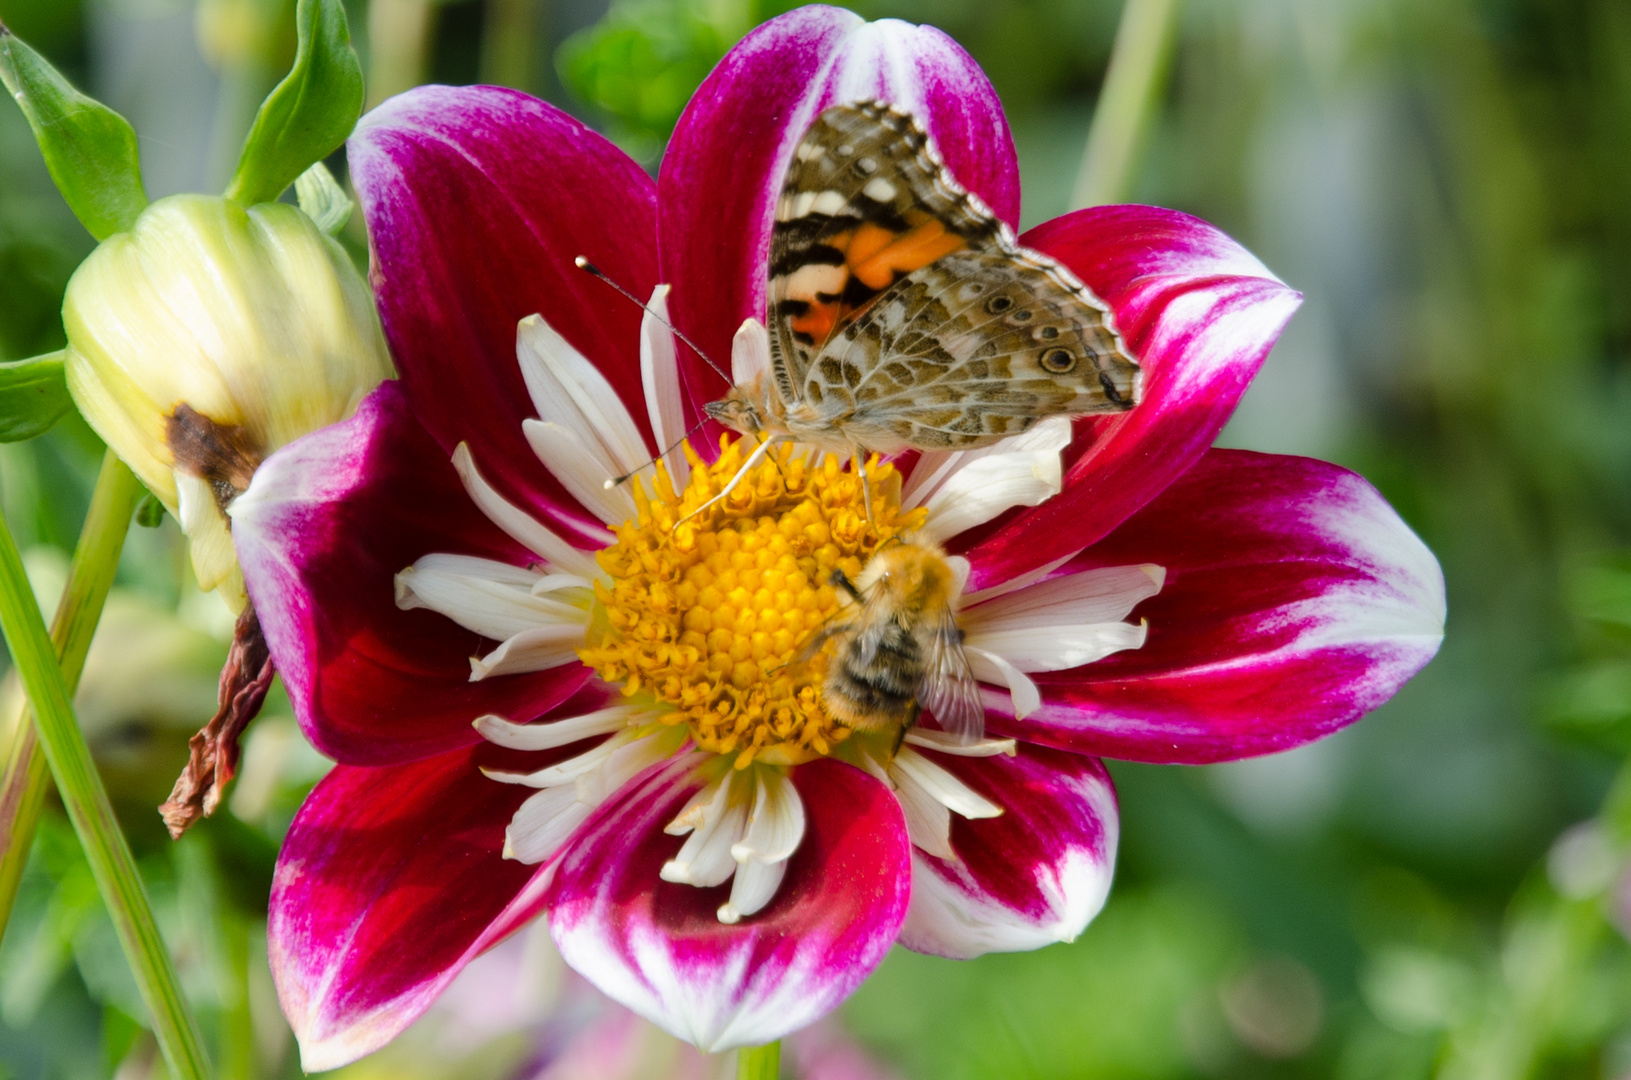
[{"left": 579, "top": 436, "right": 926, "bottom": 768}]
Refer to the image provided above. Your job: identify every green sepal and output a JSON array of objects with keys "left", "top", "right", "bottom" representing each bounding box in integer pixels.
[
  {"left": 294, "top": 160, "right": 352, "bottom": 235},
  {"left": 224, "top": 0, "right": 364, "bottom": 208},
  {"left": 134, "top": 491, "right": 166, "bottom": 528},
  {"left": 0, "top": 24, "right": 148, "bottom": 240},
  {"left": 0, "top": 352, "right": 73, "bottom": 442}
]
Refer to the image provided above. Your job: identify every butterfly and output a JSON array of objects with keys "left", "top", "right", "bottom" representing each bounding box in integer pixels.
[{"left": 701, "top": 99, "right": 1142, "bottom": 493}]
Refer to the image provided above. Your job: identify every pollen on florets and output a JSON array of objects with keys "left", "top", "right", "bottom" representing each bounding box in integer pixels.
[{"left": 579, "top": 435, "right": 925, "bottom": 768}]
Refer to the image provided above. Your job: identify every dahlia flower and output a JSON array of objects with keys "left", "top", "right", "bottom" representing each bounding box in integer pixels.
[{"left": 227, "top": 6, "right": 1444, "bottom": 1068}]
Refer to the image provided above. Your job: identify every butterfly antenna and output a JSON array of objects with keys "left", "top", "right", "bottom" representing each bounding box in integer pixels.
[
  {"left": 574, "top": 257, "right": 734, "bottom": 387},
  {"left": 602, "top": 415, "right": 711, "bottom": 490}
]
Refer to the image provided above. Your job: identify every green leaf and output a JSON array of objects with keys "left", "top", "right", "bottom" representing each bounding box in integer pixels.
[
  {"left": 224, "top": 0, "right": 363, "bottom": 208},
  {"left": 294, "top": 160, "right": 352, "bottom": 235},
  {"left": 0, "top": 24, "right": 147, "bottom": 240},
  {"left": 0, "top": 352, "right": 72, "bottom": 442}
]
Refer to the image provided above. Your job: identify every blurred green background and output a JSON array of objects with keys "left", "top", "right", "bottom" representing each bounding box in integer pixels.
[{"left": 4, "top": 0, "right": 1631, "bottom": 1077}]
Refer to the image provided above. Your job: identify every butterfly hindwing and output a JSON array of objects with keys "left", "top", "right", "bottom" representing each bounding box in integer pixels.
[{"left": 767, "top": 100, "right": 1141, "bottom": 453}]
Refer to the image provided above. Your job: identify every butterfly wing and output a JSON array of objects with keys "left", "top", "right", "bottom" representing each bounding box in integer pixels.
[
  {"left": 768, "top": 101, "right": 1140, "bottom": 453},
  {"left": 915, "top": 607, "right": 984, "bottom": 743}
]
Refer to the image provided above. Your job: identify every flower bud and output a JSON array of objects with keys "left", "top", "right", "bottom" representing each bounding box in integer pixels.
[{"left": 63, "top": 193, "right": 394, "bottom": 608}]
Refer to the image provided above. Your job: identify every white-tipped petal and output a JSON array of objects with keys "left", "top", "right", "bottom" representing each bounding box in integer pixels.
[
  {"left": 964, "top": 646, "right": 1043, "bottom": 719},
  {"left": 451, "top": 442, "right": 606, "bottom": 577},
  {"left": 474, "top": 705, "right": 638, "bottom": 751},
  {"left": 639, "top": 285, "right": 690, "bottom": 490},
  {"left": 890, "top": 747, "right": 1002, "bottom": 820},
  {"left": 516, "top": 313, "right": 649, "bottom": 475},
  {"left": 522, "top": 419, "right": 638, "bottom": 526},
  {"left": 718, "top": 857, "right": 787, "bottom": 924}
]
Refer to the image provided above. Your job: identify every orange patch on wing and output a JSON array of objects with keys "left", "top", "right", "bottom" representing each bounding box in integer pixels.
[
  {"left": 790, "top": 298, "right": 841, "bottom": 343},
  {"left": 850, "top": 219, "right": 965, "bottom": 290},
  {"left": 845, "top": 223, "right": 897, "bottom": 269}
]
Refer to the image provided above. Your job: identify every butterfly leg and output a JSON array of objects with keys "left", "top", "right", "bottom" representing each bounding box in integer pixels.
[
  {"left": 673, "top": 435, "right": 783, "bottom": 531},
  {"left": 853, "top": 447, "right": 877, "bottom": 527}
]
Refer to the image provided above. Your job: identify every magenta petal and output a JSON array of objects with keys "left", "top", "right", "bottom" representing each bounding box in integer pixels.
[
  {"left": 999, "top": 449, "right": 1445, "bottom": 763},
  {"left": 546, "top": 756, "right": 911, "bottom": 1051},
  {"left": 658, "top": 6, "right": 1019, "bottom": 425},
  {"left": 269, "top": 744, "right": 542, "bottom": 1070},
  {"left": 233, "top": 382, "right": 590, "bottom": 765},
  {"left": 899, "top": 746, "right": 1117, "bottom": 960},
  {"left": 350, "top": 85, "right": 658, "bottom": 538},
  {"left": 961, "top": 206, "right": 1303, "bottom": 590}
]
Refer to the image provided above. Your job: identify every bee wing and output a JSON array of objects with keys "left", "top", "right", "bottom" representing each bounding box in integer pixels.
[{"left": 917, "top": 610, "right": 984, "bottom": 743}]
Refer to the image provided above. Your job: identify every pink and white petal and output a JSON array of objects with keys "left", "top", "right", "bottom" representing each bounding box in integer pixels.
[
  {"left": 898, "top": 745, "right": 1118, "bottom": 960},
  {"left": 961, "top": 206, "right": 1303, "bottom": 590},
  {"left": 350, "top": 85, "right": 657, "bottom": 539},
  {"left": 270, "top": 743, "right": 548, "bottom": 1070},
  {"left": 233, "top": 382, "right": 590, "bottom": 765},
  {"left": 658, "top": 7, "right": 1019, "bottom": 436},
  {"left": 546, "top": 757, "right": 911, "bottom": 1051},
  {"left": 999, "top": 449, "right": 1445, "bottom": 763}
]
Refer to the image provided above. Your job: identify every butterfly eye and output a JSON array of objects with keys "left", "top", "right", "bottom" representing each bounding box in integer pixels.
[
  {"left": 986, "top": 295, "right": 1014, "bottom": 314},
  {"left": 1040, "top": 348, "right": 1077, "bottom": 373}
]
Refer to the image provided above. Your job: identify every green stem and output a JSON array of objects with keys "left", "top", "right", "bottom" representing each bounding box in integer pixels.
[
  {"left": 1071, "top": 0, "right": 1182, "bottom": 208},
  {"left": 0, "top": 453, "right": 210, "bottom": 1079},
  {"left": 737, "top": 1040, "right": 780, "bottom": 1080},
  {"left": 0, "top": 450, "right": 142, "bottom": 937}
]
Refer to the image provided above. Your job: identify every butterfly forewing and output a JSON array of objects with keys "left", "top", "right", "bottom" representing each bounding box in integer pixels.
[{"left": 766, "top": 100, "right": 1140, "bottom": 454}]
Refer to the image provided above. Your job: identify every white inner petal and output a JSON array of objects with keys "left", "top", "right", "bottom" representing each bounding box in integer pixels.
[
  {"left": 917, "top": 435, "right": 1068, "bottom": 543},
  {"left": 959, "top": 553, "right": 1077, "bottom": 608},
  {"left": 968, "top": 622, "right": 1148, "bottom": 676},
  {"left": 640, "top": 284, "right": 690, "bottom": 491},
  {"left": 662, "top": 779, "right": 745, "bottom": 888},
  {"left": 484, "top": 731, "right": 634, "bottom": 788},
  {"left": 892, "top": 766, "right": 956, "bottom": 861},
  {"left": 962, "top": 564, "right": 1163, "bottom": 632},
  {"left": 504, "top": 786, "right": 591, "bottom": 863},
  {"left": 522, "top": 419, "right": 637, "bottom": 526},
  {"left": 730, "top": 771, "right": 806, "bottom": 864},
  {"left": 718, "top": 857, "right": 786, "bottom": 925},
  {"left": 964, "top": 645, "right": 1043, "bottom": 719},
  {"left": 396, "top": 553, "right": 588, "bottom": 642},
  {"left": 903, "top": 729, "right": 1018, "bottom": 757},
  {"left": 516, "top": 313, "right": 649, "bottom": 476},
  {"left": 451, "top": 442, "right": 607, "bottom": 577},
  {"left": 890, "top": 747, "right": 1003, "bottom": 820},
  {"left": 902, "top": 416, "right": 1072, "bottom": 511},
  {"left": 732, "top": 318, "right": 772, "bottom": 386},
  {"left": 474, "top": 705, "right": 642, "bottom": 751},
  {"left": 469, "top": 623, "right": 588, "bottom": 681}
]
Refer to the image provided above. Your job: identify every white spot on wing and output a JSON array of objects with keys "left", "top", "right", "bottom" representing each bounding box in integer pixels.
[
  {"left": 811, "top": 190, "right": 846, "bottom": 216},
  {"left": 863, "top": 177, "right": 898, "bottom": 202}
]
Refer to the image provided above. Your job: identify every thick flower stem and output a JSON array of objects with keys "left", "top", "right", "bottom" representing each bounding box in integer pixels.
[
  {"left": 737, "top": 1040, "right": 781, "bottom": 1080},
  {"left": 0, "top": 453, "right": 211, "bottom": 1080},
  {"left": 0, "top": 450, "right": 142, "bottom": 937},
  {"left": 1071, "top": 0, "right": 1182, "bottom": 208}
]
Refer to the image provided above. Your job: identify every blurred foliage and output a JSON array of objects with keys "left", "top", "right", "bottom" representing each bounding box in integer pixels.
[{"left": 4, "top": 0, "right": 1631, "bottom": 1076}]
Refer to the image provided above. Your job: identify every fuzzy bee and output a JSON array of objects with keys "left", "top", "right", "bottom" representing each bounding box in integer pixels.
[{"left": 809, "top": 539, "right": 985, "bottom": 747}]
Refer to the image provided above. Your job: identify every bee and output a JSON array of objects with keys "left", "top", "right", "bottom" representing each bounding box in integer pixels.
[{"left": 809, "top": 539, "right": 985, "bottom": 748}]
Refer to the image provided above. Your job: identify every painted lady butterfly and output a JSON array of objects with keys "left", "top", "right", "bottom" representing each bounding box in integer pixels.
[{"left": 705, "top": 100, "right": 1142, "bottom": 469}]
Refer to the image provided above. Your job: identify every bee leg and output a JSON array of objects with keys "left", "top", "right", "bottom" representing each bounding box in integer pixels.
[
  {"left": 829, "top": 567, "right": 865, "bottom": 605},
  {"left": 890, "top": 706, "right": 921, "bottom": 758}
]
